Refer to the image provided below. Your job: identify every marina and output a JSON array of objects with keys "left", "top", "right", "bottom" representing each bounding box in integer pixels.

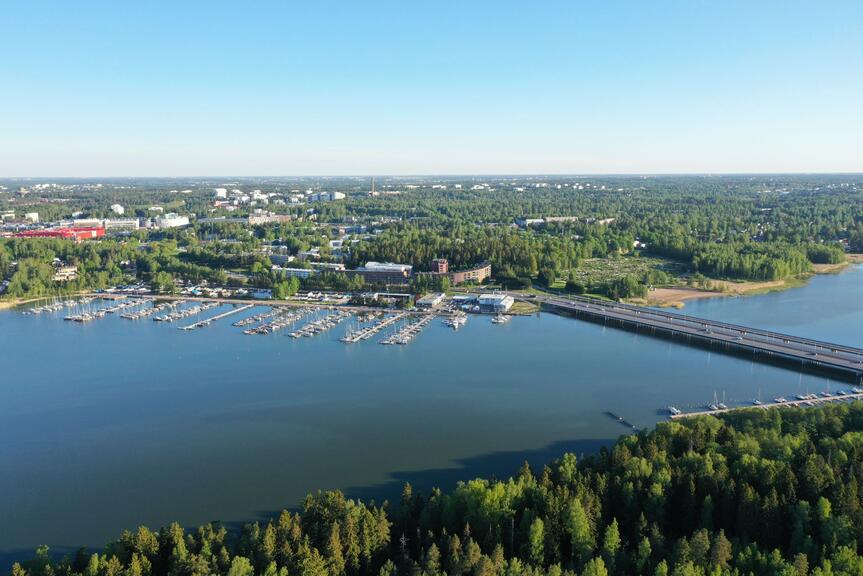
[
  {"left": 104, "top": 298, "right": 152, "bottom": 315},
  {"left": 152, "top": 302, "right": 219, "bottom": 322},
  {"left": 669, "top": 388, "right": 863, "bottom": 419},
  {"left": 379, "top": 313, "right": 435, "bottom": 345},
  {"left": 179, "top": 304, "right": 256, "bottom": 331},
  {"left": 242, "top": 307, "right": 312, "bottom": 335},
  {"left": 288, "top": 310, "right": 352, "bottom": 338},
  {"left": 121, "top": 300, "right": 183, "bottom": 320},
  {"left": 443, "top": 311, "right": 467, "bottom": 329},
  {"left": 233, "top": 307, "right": 281, "bottom": 327},
  {"left": 28, "top": 296, "right": 97, "bottom": 315},
  {"left": 63, "top": 308, "right": 106, "bottom": 322},
  {"left": 4, "top": 265, "right": 863, "bottom": 559},
  {"left": 340, "top": 312, "right": 409, "bottom": 343}
]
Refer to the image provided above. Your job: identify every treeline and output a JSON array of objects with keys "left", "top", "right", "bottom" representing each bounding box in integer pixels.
[
  {"left": 348, "top": 225, "right": 628, "bottom": 279},
  {"left": 647, "top": 238, "right": 842, "bottom": 281},
  {"left": 4, "top": 176, "right": 863, "bottom": 296},
  {"left": 563, "top": 274, "right": 648, "bottom": 300},
  {"left": 16, "top": 404, "right": 863, "bottom": 576},
  {"left": 0, "top": 238, "right": 136, "bottom": 298}
]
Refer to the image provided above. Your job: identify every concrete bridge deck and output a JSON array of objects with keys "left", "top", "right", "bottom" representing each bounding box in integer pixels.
[{"left": 517, "top": 292, "right": 863, "bottom": 381}]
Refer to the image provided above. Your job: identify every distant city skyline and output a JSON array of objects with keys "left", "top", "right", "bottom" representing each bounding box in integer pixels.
[{"left": 2, "top": 1, "right": 861, "bottom": 177}]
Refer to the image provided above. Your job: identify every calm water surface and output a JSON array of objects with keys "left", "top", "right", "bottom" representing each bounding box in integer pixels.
[{"left": 2, "top": 266, "right": 863, "bottom": 564}]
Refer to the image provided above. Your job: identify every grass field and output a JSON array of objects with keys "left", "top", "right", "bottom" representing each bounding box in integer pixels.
[{"left": 551, "top": 255, "right": 689, "bottom": 289}]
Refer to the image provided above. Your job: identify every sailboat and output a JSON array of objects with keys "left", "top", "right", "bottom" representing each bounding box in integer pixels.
[{"left": 752, "top": 389, "right": 763, "bottom": 406}]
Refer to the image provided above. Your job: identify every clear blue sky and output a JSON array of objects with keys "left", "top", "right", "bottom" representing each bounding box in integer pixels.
[{"left": 2, "top": 1, "right": 861, "bottom": 176}]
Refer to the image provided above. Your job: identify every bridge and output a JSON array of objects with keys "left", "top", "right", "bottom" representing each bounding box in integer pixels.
[{"left": 515, "top": 292, "right": 863, "bottom": 381}]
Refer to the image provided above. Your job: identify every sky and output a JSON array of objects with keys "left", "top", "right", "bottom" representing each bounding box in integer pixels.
[{"left": 1, "top": 1, "right": 861, "bottom": 177}]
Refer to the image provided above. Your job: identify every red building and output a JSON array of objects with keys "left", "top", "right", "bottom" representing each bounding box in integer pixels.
[
  {"left": 431, "top": 258, "right": 449, "bottom": 274},
  {"left": 14, "top": 227, "right": 105, "bottom": 241}
]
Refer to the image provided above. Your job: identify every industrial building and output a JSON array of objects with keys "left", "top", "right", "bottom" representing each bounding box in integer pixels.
[
  {"left": 103, "top": 219, "right": 140, "bottom": 231},
  {"left": 155, "top": 213, "right": 190, "bottom": 228},
  {"left": 345, "top": 262, "right": 413, "bottom": 284},
  {"left": 477, "top": 294, "right": 514, "bottom": 313},
  {"left": 416, "top": 292, "right": 446, "bottom": 309},
  {"left": 13, "top": 227, "right": 105, "bottom": 241}
]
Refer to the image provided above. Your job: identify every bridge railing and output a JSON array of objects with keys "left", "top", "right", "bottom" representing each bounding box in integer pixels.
[{"left": 519, "top": 289, "right": 863, "bottom": 358}]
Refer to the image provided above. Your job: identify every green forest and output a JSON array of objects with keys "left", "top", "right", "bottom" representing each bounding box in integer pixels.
[
  {"left": 14, "top": 404, "right": 863, "bottom": 576},
  {"left": 3, "top": 175, "right": 863, "bottom": 300}
]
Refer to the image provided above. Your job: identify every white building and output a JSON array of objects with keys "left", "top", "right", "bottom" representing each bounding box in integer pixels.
[
  {"left": 110, "top": 204, "right": 125, "bottom": 215},
  {"left": 416, "top": 293, "right": 445, "bottom": 309},
  {"left": 477, "top": 294, "right": 514, "bottom": 313},
  {"left": 73, "top": 218, "right": 104, "bottom": 228},
  {"left": 104, "top": 218, "right": 140, "bottom": 230},
  {"left": 24, "top": 212, "right": 39, "bottom": 223},
  {"left": 271, "top": 266, "right": 318, "bottom": 279},
  {"left": 307, "top": 191, "right": 346, "bottom": 202},
  {"left": 363, "top": 261, "right": 413, "bottom": 275},
  {"left": 155, "top": 213, "right": 190, "bottom": 228},
  {"left": 214, "top": 188, "right": 228, "bottom": 199}
]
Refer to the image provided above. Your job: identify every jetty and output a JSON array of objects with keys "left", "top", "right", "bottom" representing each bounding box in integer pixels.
[
  {"left": 153, "top": 302, "right": 219, "bottom": 322},
  {"left": 233, "top": 307, "right": 280, "bottom": 327},
  {"left": 121, "top": 300, "right": 183, "bottom": 320},
  {"left": 243, "top": 307, "right": 311, "bottom": 335},
  {"left": 341, "top": 312, "right": 409, "bottom": 343},
  {"left": 104, "top": 298, "right": 152, "bottom": 314},
  {"left": 380, "top": 314, "right": 435, "bottom": 345},
  {"left": 288, "top": 310, "right": 352, "bottom": 338},
  {"left": 179, "top": 304, "right": 255, "bottom": 331},
  {"left": 670, "top": 388, "right": 863, "bottom": 419}
]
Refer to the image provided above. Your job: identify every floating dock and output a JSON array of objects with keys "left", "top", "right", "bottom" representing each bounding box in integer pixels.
[
  {"left": 288, "top": 310, "right": 351, "bottom": 338},
  {"left": 153, "top": 302, "right": 219, "bottom": 322},
  {"left": 179, "top": 304, "right": 255, "bottom": 330},
  {"left": 121, "top": 300, "right": 183, "bottom": 320},
  {"left": 243, "top": 308, "right": 311, "bottom": 335},
  {"left": 104, "top": 298, "right": 152, "bottom": 314},
  {"left": 670, "top": 389, "right": 863, "bottom": 419},
  {"left": 233, "top": 308, "right": 280, "bottom": 327},
  {"left": 341, "top": 312, "right": 409, "bottom": 343},
  {"left": 380, "top": 314, "right": 435, "bottom": 345}
]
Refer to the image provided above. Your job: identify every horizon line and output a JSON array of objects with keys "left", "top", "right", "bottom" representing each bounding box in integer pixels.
[{"left": 2, "top": 171, "right": 863, "bottom": 180}]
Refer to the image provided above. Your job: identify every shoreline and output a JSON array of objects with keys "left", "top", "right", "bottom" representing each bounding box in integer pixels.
[
  {"left": 0, "top": 296, "right": 58, "bottom": 310},
  {"left": 631, "top": 254, "right": 863, "bottom": 308}
]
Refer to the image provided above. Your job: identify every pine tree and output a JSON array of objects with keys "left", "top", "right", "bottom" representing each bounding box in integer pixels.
[{"left": 326, "top": 521, "right": 346, "bottom": 576}]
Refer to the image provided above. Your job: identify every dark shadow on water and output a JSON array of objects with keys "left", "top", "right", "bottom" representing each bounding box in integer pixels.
[
  {"left": 0, "top": 437, "right": 614, "bottom": 573},
  {"left": 337, "top": 437, "right": 614, "bottom": 504},
  {"left": 0, "top": 547, "right": 80, "bottom": 575}
]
